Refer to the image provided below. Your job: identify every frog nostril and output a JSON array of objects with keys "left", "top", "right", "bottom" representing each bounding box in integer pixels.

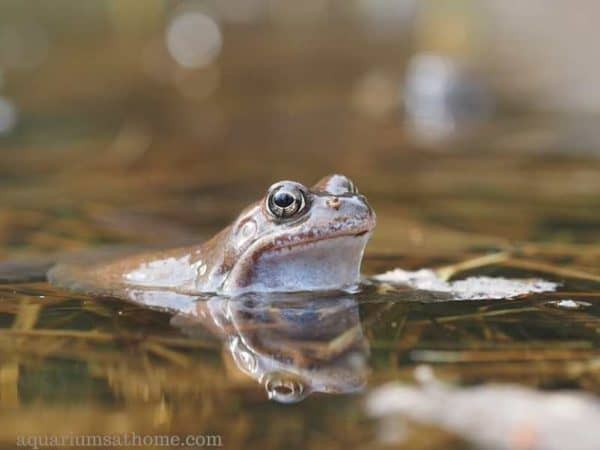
[{"left": 326, "top": 197, "right": 341, "bottom": 210}]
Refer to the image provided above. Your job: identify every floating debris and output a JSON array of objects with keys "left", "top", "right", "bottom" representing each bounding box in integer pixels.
[
  {"left": 544, "top": 299, "right": 592, "bottom": 310},
  {"left": 374, "top": 268, "right": 558, "bottom": 300},
  {"left": 366, "top": 370, "right": 600, "bottom": 450}
]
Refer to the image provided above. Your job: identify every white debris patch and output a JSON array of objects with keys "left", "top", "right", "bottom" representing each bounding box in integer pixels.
[
  {"left": 374, "top": 268, "right": 558, "bottom": 300},
  {"left": 366, "top": 380, "right": 600, "bottom": 450},
  {"left": 554, "top": 299, "right": 580, "bottom": 309}
]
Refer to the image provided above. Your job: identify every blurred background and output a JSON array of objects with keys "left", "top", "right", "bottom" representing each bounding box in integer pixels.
[
  {"left": 0, "top": 2, "right": 599, "bottom": 450},
  {"left": 1, "top": 0, "right": 600, "bottom": 254},
  {"left": 1, "top": 0, "right": 599, "bottom": 258}
]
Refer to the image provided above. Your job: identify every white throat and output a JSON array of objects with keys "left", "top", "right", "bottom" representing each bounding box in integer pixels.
[{"left": 222, "top": 234, "right": 370, "bottom": 295}]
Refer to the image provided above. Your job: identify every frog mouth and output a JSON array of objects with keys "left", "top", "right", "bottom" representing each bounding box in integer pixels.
[
  {"left": 265, "top": 228, "right": 372, "bottom": 254},
  {"left": 262, "top": 213, "right": 376, "bottom": 255}
]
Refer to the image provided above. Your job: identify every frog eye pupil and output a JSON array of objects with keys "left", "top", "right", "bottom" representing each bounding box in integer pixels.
[
  {"left": 266, "top": 185, "right": 307, "bottom": 220},
  {"left": 273, "top": 191, "right": 294, "bottom": 208}
]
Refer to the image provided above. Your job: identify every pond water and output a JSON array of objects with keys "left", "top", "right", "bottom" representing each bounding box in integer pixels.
[{"left": 0, "top": 21, "right": 598, "bottom": 450}]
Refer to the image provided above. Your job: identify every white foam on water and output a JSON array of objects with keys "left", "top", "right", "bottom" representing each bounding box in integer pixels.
[{"left": 374, "top": 268, "right": 558, "bottom": 300}]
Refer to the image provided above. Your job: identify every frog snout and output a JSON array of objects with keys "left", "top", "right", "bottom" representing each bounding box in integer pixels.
[{"left": 326, "top": 197, "right": 342, "bottom": 210}]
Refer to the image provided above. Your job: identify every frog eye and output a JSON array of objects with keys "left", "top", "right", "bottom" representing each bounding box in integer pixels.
[{"left": 266, "top": 183, "right": 307, "bottom": 220}]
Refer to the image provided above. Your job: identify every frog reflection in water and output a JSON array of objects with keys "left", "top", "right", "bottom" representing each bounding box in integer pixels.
[
  {"left": 174, "top": 293, "right": 369, "bottom": 403},
  {"left": 49, "top": 174, "right": 376, "bottom": 297}
]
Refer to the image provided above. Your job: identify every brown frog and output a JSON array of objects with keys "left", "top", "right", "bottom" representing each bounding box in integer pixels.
[{"left": 49, "top": 174, "right": 376, "bottom": 297}]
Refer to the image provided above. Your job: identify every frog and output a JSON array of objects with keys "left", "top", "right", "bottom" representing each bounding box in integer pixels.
[{"left": 48, "top": 174, "right": 376, "bottom": 297}]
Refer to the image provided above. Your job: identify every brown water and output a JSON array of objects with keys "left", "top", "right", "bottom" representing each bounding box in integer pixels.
[{"left": 0, "top": 18, "right": 599, "bottom": 450}]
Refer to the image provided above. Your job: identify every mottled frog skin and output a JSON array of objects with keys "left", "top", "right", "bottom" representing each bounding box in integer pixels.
[{"left": 49, "top": 174, "right": 375, "bottom": 296}]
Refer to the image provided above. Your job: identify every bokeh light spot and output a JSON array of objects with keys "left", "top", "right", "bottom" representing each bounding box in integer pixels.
[{"left": 166, "top": 11, "right": 222, "bottom": 69}]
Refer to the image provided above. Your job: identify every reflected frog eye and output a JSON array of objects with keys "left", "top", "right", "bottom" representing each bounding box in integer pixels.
[{"left": 266, "top": 184, "right": 307, "bottom": 220}]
